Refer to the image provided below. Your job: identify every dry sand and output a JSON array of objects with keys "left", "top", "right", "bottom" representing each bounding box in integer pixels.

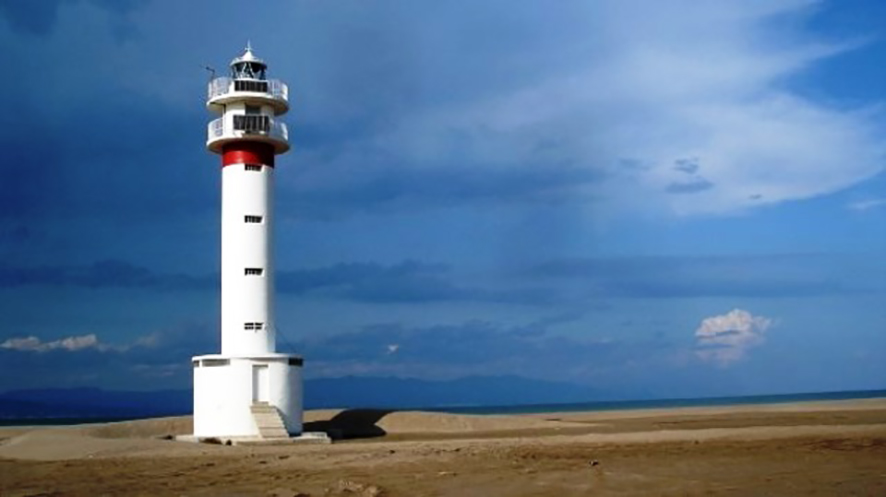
[{"left": 1, "top": 398, "right": 885, "bottom": 496}]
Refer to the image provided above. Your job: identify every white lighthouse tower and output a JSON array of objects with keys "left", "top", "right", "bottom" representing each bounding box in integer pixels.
[{"left": 191, "top": 44, "right": 303, "bottom": 440}]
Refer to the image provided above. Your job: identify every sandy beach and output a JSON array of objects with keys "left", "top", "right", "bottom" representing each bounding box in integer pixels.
[{"left": 1, "top": 398, "right": 885, "bottom": 496}]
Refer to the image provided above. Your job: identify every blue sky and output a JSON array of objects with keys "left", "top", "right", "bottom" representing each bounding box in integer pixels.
[{"left": 0, "top": 0, "right": 883, "bottom": 398}]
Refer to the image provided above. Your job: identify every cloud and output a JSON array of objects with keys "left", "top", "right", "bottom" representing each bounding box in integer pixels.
[
  {"left": 1, "top": 0, "right": 883, "bottom": 276},
  {"left": 278, "top": 261, "right": 551, "bottom": 304},
  {"left": 286, "top": 0, "right": 883, "bottom": 218},
  {"left": 296, "top": 317, "right": 635, "bottom": 381},
  {"left": 0, "top": 0, "right": 882, "bottom": 240},
  {"left": 0, "top": 258, "right": 552, "bottom": 305},
  {"left": 0, "top": 323, "right": 212, "bottom": 390},
  {"left": 847, "top": 198, "right": 886, "bottom": 212},
  {"left": 0, "top": 260, "right": 214, "bottom": 290},
  {"left": 2, "top": 253, "right": 882, "bottom": 315},
  {"left": 2, "top": 333, "right": 112, "bottom": 353},
  {"left": 0, "top": 0, "right": 65, "bottom": 36},
  {"left": 0, "top": 331, "right": 165, "bottom": 355},
  {"left": 9, "top": 254, "right": 878, "bottom": 304},
  {"left": 666, "top": 178, "right": 715, "bottom": 194},
  {"left": 673, "top": 158, "right": 700, "bottom": 175},
  {"left": 284, "top": 164, "right": 604, "bottom": 220},
  {"left": 0, "top": 0, "right": 144, "bottom": 38},
  {"left": 525, "top": 254, "right": 886, "bottom": 299},
  {"left": 694, "top": 309, "right": 773, "bottom": 366}
]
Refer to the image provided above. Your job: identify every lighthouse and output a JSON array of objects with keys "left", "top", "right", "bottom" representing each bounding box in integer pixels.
[{"left": 191, "top": 44, "right": 303, "bottom": 440}]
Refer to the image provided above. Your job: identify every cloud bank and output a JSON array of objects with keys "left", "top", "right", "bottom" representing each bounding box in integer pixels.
[
  {"left": 1, "top": 334, "right": 110, "bottom": 353},
  {"left": 283, "top": 0, "right": 886, "bottom": 218}
]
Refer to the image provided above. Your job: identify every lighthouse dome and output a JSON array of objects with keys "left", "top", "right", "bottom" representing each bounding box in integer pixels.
[{"left": 230, "top": 43, "right": 267, "bottom": 80}]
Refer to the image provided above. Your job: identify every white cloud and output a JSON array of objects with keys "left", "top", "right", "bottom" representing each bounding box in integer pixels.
[
  {"left": 848, "top": 198, "right": 886, "bottom": 212},
  {"left": 694, "top": 309, "right": 773, "bottom": 366},
  {"left": 366, "top": 0, "right": 885, "bottom": 216},
  {"left": 1, "top": 334, "right": 107, "bottom": 352},
  {"left": 0, "top": 333, "right": 155, "bottom": 353}
]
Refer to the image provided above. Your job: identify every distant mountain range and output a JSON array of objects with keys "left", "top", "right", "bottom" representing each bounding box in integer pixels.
[{"left": 0, "top": 375, "right": 609, "bottom": 421}]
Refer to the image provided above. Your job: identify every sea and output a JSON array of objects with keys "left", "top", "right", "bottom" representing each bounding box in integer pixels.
[
  {"left": 427, "top": 389, "right": 886, "bottom": 416},
  {"left": 2, "top": 389, "right": 884, "bottom": 426}
]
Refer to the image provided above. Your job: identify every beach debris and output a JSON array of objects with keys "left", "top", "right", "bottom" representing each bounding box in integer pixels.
[
  {"left": 363, "top": 486, "right": 385, "bottom": 497},
  {"left": 330, "top": 479, "right": 386, "bottom": 496},
  {"left": 267, "top": 488, "right": 310, "bottom": 497}
]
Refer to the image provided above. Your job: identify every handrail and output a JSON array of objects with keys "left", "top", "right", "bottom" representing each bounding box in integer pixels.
[
  {"left": 207, "top": 117, "right": 288, "bottom": 142},
  {"left": 207, "top": 77, "right": 288, "bottom": 102},
  {"left": 209, "top": 117, "right": 224, "bottom": 138}
]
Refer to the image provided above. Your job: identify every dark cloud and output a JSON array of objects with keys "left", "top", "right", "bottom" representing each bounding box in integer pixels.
[
  {"left": 0, "top": 259, "right": 552, "bottom": 305},
  {"left": 665, "top": 178, "right": 715, "bottom": 194},
  {"left": 673, "top": 158, "right": 700, "bottom": 174},
  {"left": 0, "top": 90, "right": 210, "bottom": 223},
  {"left": 5, "top": 253, "right": 881, "bottom": 302},
  {"left": 0, "top": 0, "right": 145, "bottom": 37},
  {"left": 0, "top": 0, "right": 64, "bottom": 35},
  {"left": 280, "top": 261, "right": 473, "bottom": 303},
  {"left": 278, "top": 261, "right": 454, "bottom": 302},
  {"left": 278, "top": 261, "right": 555, "bottom": 304},
  {"left": 525, "top": 254, "right": 886, "bottom": 299},
  {"left": 0, "top": 260, "right": 213, "bottom": 290},
  {"left": 296, "top": 317, "right": 630, "bottom": 380}
]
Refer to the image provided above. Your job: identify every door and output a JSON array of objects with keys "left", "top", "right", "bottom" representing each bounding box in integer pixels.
[{"left": 252, "top": 365, "right": 269, "bottom": 403}]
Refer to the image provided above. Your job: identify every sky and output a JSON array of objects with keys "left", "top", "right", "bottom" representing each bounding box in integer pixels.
[{"left": 0, "top": 0, "right": 884, "bottom": 399}]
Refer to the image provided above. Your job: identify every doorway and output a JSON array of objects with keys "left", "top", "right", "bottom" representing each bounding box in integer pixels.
[{"left": 252, "top": 364, "right": 269, "bottom": 404}]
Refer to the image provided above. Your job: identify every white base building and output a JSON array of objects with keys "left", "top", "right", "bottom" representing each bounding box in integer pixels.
[{"left": 192, "top": 354, "right": 302, "bottom": 438}]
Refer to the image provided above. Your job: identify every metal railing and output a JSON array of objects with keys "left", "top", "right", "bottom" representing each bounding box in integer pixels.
[
  {"left": 207, "top": 77, "right": 288, "bottom": 102},
  {"left": 209, "top": 117, "right": 224, "bottom": 138},
  {"left": 234, "top": 114, "right": 270, "bottom": 133},
  {"left": 207, "top": 117, "right": 288, "bottom": 143}
]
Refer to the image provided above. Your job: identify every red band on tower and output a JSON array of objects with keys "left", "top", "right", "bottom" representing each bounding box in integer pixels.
[{"left": 222, "top": 142, "right": 276, "bottom": 167}]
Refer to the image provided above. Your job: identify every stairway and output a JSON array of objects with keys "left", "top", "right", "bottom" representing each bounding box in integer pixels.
[{"left": 250, "top": 403, "right": 291, "bottom": 439}]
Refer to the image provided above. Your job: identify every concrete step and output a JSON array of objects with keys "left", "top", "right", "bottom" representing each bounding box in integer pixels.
[{"left": 250, "top": 403, "right": 291, "bottom": 439}]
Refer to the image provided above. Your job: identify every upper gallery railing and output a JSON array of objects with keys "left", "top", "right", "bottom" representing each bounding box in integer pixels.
[
  {"left": 207, "top": 116, "right": 288, "bottom": 143},
  {"left": 207, "top": 77, "right": 288, "bottom": 103}
]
